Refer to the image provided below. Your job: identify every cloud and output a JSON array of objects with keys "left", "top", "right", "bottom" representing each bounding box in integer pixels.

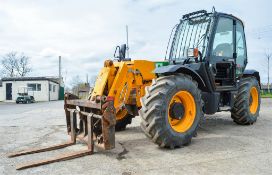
[{"left": 0, "top": 0, "right": 271, "bottom": 86}]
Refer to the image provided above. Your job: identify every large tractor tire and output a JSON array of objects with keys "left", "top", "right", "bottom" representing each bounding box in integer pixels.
[
  {"left": 139, "top": 74, "right": 203, "bottom": 148},
  {"left": 115, "top": 114, "right": 133, "bottom": 131},
  {"left": 231, "top": 77, "right": 261, "bottom": 125}
]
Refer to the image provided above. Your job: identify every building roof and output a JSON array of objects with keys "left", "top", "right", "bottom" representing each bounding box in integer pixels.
[
  {"left": 1, "top": 76, "right": 61, "bottom": 84},
  {"left": 77, "top": 83, "right": 91, "bottom": 92},
  {"left": 78, "top": 86, "right": 91, "bottom": 93}
]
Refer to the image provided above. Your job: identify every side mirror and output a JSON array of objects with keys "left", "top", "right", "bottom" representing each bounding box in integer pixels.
[
  {"left": 119, "top": 44, "right": 126, "bottom": 60},
  {"left": 187, "top": 48, "right": 199, "bottom": 58},
  {"left": 114, "top": 44, "right": 127, "bottom": 61},
  {"left": 114, "top": 46, "right": 120, "bottom": 59},
  {"left": 187, "top": 48, "right": 202, "bottom": 62}
]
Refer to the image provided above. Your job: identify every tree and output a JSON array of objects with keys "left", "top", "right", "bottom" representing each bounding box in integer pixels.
[
  {"left": 70, "top": 75, "right": 83, "bottom": 88},
  {"left": 15, "top": 54, "right": 32, "bottom": 77},
  {"left": 1, "top": 52, "right": 17, "bottom": 77},
  {"left": 70, "top": 75, "right": 83, "bottom": 95},
  {"left": 1, "top": 51, "right": 32, "bottom": 77},
  {"left": 89, "top": 75, "right": 97, "bottom": 87}
]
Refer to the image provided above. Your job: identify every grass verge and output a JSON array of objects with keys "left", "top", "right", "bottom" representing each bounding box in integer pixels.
[{"left": 261, "top": 93, "right": 272, "bottom": 98}]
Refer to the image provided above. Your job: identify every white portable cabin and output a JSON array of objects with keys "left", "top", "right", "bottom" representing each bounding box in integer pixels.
[{"left": 0, "top": 77, "right": 61, "bottom": 102}]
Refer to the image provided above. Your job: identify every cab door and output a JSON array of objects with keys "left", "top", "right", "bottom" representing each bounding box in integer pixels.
[
  {"left": 209, "top": 16, "right": 236, "bottom": 90},
  {"left": 235, "top": 20, "right": 247, "bottom": 77}
]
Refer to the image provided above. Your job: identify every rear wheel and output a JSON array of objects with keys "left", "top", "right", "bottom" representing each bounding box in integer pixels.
[
  {"left": 231, "top": 77, "right": 261, "bottom": 125},
  {"left": 139, "top": 74, "right": 203, "bottom": 148}
]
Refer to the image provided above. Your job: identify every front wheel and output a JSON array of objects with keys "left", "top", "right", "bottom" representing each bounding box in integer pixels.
[
  {"left": 231, "top": 77, "right": 261, "bottom": 125},
  {"left": 139, "top": 74, "right": 203, "bottom": 148}
]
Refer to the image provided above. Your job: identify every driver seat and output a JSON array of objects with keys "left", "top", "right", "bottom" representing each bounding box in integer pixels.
[{"left": 213, "top": 43, "right": 232, "bottom": 57}]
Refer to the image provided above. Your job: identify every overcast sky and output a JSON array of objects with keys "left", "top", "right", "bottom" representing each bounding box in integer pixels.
[{"left": 0, "top": 0, "right": 272, "bottom": 86}]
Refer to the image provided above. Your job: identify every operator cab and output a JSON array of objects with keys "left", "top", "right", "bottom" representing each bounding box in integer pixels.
[
  {"left": 167, "top": 9, "right": 247, "bottom": 91},
  {"left": 209, "top": 13, "right": 247, "bottom": 90}
]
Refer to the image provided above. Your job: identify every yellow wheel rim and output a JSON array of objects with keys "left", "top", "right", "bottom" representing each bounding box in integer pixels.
[
  {"left": 168, "top": 91, "right": 196, "bottom": 133},
  {"left": 249, "top": 87, "right": 258, "bottom": 114}
]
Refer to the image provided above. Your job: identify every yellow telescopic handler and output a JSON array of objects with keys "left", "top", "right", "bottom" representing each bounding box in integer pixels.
[{"left": 8, "top": 9, "right": 261, "bottom": 170}]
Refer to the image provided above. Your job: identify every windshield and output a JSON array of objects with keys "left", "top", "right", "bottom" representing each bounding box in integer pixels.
[{"left": 168, "top": 13, "right": 213, "bottom": 61}]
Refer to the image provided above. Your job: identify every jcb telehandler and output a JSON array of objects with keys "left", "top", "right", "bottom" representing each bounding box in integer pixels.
[{"left": 9, "top": 9, "right": 261, "bottom": 169}]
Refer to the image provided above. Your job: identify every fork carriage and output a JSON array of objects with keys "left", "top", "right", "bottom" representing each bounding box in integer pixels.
[{"left": 8, "top": 93, "right": 116, "bottom": 170}]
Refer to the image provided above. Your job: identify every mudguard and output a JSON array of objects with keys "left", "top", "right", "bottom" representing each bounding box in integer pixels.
[
  {"left": 154, "top": 64, "right": 206, "bottom": 90},
  {"left": 243, "top": 69, "right": 261, "bottom": 88}
]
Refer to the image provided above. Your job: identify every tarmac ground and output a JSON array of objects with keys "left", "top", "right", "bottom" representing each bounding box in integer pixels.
[{"left": 0, "top": 99, "right": 271, "bottom": 175}]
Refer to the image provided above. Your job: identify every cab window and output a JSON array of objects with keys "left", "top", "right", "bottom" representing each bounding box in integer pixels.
[
  {"left": 212, "top": 17, "right": 234, "bottom": 58},
  {"left": 236, "top": 21, "right": 246, "bottom": 70}
]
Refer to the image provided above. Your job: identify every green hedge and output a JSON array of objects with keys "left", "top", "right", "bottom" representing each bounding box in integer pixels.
[{"left": 261, "top": 92, "right": 272, "bottom": 98}]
